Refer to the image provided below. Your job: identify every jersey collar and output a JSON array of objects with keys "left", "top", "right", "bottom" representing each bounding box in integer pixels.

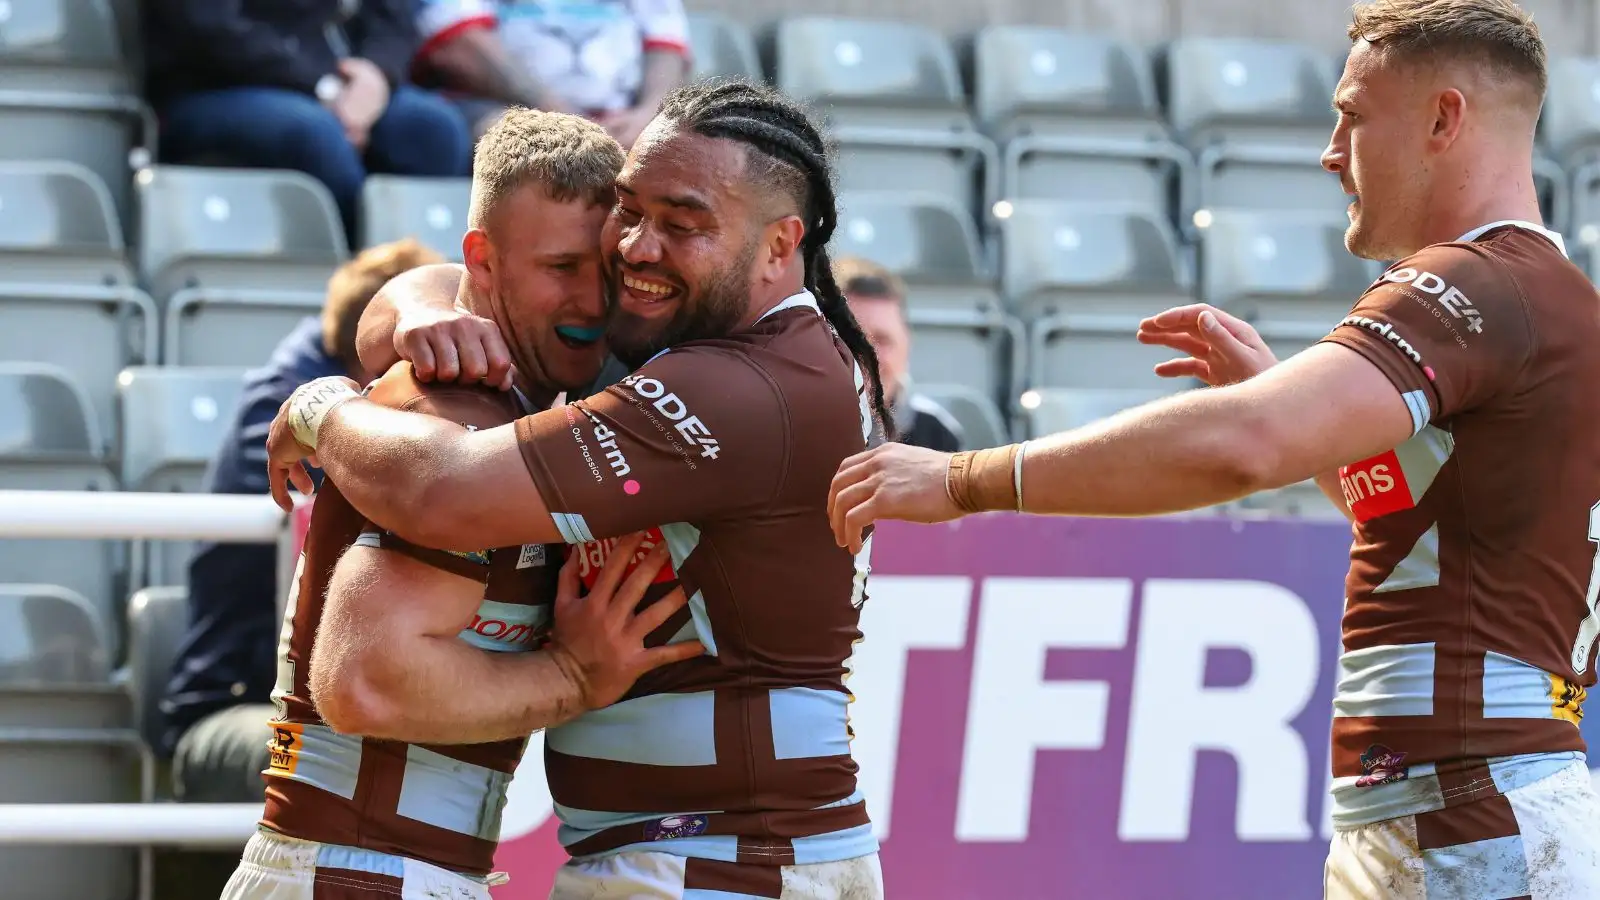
[{"left": 1457, "top": 220, "right": 1568, "bottom": 258}]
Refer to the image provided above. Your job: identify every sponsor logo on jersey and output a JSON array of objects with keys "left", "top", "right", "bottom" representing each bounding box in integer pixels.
[
  {"left": 570, "top": 527, "right": 678, "bottom": 591},
  {"left": 644, "top": 813, "right": 708, "bottom": 842},
  {"left": 619, "top": 374, "right": 722, "bottom": 461},
  {"left": 464, "top": 614, "right": 542, "bottom": 647},
  {"left": 1339, "top": 449, "right": 1415, "bottom": 522},
  {"left": 1355, "top": 744, "right": 1409, "bottom": 788},
  {"left": 1550, "top": 674, "right": 1587, "bottom": 726},
  {"left": 1339, "top": 316, "right": 1436, "bottom": 381},
  {"left": 1381, "top": 266, "right": 1484, "bottom": 335},
  {"left": 516, "top": 544, "right": 546, "bottom": 569},
  {"left": 268, "top": 722, "right": 304, "bottom": 776},
  {"left": 590, "top": 416, "right": 631, "bottom": 479}
]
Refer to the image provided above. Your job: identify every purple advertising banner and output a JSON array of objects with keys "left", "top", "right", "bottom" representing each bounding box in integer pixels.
[{"left": 494, "top": 513, "right": 1600, "bottom": 898}]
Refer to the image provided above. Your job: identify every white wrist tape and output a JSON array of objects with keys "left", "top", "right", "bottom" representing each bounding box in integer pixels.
[
  {"left": 1013, "top": 440, "right": 1028, "bottom": 511},
  {"left": 289, "top": 377, "right": 359, "bottom": 450}
]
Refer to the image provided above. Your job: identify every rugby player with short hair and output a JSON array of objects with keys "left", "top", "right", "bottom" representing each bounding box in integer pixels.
[
  {"left": 830, "top": 1, "right": 1600, "bottom": 896},
  {"left": 266, "top": 79, "right": 890, "bottom": 898},
  {"left": 221, "top": 109, "right": 701, "bottom": 900}
]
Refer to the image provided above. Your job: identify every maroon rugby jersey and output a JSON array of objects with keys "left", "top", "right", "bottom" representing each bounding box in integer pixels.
[
  {"left": 260, "top": 362, "right": 561, "bottom": 875},
  {"left": 512, "top": 292, "right": 881, "bottom": 867},
  {"left": 1317, "top": 222, "right": 1600, "bottom": 825}
]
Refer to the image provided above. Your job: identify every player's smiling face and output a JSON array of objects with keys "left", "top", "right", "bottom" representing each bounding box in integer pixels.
[
  {"left": 601, "top": 117, "right": 765, "bottom": 368},
  {"left": 466, "top": 183, "right": 610, "bottom": 393}
]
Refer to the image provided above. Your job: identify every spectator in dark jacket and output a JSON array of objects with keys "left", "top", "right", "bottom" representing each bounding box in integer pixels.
[
  {"left": 161, "top": 239, "right": 444, "bottom": 803},
  {"left": 144, "top": 0, "right": 472, "bottom": 243},
  {"left": 834, "top": 256, "right": 967, "bottom": 453}
]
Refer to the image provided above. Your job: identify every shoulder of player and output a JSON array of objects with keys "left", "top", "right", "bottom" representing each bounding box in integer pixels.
[
  {"left": 1369, "top": 241, "right": 1528, "bottom": 309},
  {"left": 364, "top": 361, "right": 519, "bottom": 426}
]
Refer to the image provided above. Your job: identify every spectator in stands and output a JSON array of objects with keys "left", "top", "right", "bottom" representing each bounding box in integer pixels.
[
  {"left": 412, "top": 0, "right": 692, "bottom": 147},
  {"left": 835, "top": 256, "right": 965, "bottom": 451},
  {"left": 144, "top": 0, "right": 473, "bottom": 243},
  {"left": 160, "top": 239, "right": 445, "bottom": 804}
]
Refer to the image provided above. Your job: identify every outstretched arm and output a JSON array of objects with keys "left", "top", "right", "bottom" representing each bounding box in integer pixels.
[
  {"left": 828, "top": 342, "right": 1413, "bottom": 550},
  {"left": 313, "top": 533, "right": 703, "bottom": 744}
]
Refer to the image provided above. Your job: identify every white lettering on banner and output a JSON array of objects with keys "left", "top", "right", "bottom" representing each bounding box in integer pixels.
[
  {"left": 1118, "top": 580, "right": 1319, "bottom": 842},
  {"left": 848, "top": 576, "right": 972, "bottom": 840},
  {"left": 956, "top": 578, "right": 1133, "bottom": 841}
]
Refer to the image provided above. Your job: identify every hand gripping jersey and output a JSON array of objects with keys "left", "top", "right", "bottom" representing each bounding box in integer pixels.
[
  {"left": 513, "top": 291, "right": 881, "bottom": 867},
  {"left": 1316, "top": 222, "right": 1600, "bottom": 828},
  {"left": 259, "top": 363, "right": 561, "bottom": 877}
]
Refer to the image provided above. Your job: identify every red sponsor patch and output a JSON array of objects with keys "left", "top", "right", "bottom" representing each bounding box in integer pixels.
[
  {"left": 1338, "top": 450, "right": 1414, "bottom": 522},
  {"left": 567, "top": 527, "right": 678, "bottom": 590}
]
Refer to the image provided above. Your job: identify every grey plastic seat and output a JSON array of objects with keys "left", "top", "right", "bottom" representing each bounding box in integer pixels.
[
  {"left": 1540, "top": 57, "right": 1600, "bottom": 167},
  {"left": 832, "top": 190, "right": 1017, "bottom": 399},
  {"left": 915, "top": 384, "right": 1008, "bottom": 449},
  {"left": 1195, "top": 144, "right": 1346, "bottom": 214},
  {"left": 1161, "top": 37, "right": 1339, "bottom": 149},
  {"left": 125, "top": 586, "right": 187, "bottom": 750},
  {"left": 360, "top": 175, "right": 470, "bottom": 260},
  {"left": 117, "top": 366, "right": 246, "bottom": 586},
  {"left": 0, "top": 584, "right": 110, "bottom": 684},
  {"left": 777, "top": 16, "right": 997, "bottom": 218},
  {"left": 0, "top": 0, "right": 152, "bottom": 230},
  {"left": 138, "top": 165, "right": 347, "bottom": 366},
  {"left": 1000, "top": 200, "right": 1197, "bottom": 391},
  {"left": 1023, "top": 387, "right": 1179, "bottom": 439},
  {"left": 0, "top": 161, "right": 156, "bottom": 447},
  {"left": 1198, "top": 209, "right": 1378, "bottom": 341},
  {"left": 1234, "top": 481, "right": 1347, "bottom": 521},
  {"left": 687, "top": 13, "right": 762, "bottom": 82},
  {"left": 0, "top": 364, "right": 122, "bottom": 645}
]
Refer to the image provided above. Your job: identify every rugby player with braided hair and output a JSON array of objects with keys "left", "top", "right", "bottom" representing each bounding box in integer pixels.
[{"left": 267, "top": 78, "right": 889, "bottom": 898}]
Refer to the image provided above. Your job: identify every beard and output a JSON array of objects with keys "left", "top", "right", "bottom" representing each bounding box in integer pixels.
[{"left": 607, "top": 237, "right": 759, "bottom": 370}]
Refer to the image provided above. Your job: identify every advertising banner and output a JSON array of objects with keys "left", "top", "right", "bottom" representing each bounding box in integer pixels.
[{"left": 490, "top": 513, "right": 1600, "bottom": 899}]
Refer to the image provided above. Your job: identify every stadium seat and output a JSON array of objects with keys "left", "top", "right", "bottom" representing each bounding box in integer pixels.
[
  {"left": 915, "top": 384, "right": 1010, "bottom": 448},
  {"left": 0, "top": 364, "right": 123, "bottom": 648},
  {"left": 1197, "top": 209, "right": 1377, "bottom": 340},
  {"left": 974, "top": 26, "right": 1190, "bottom": 227},
  {"left": 998, "top": 200, "right": 1195, "bottom": 391},
  {"left": 1194, "top": 144, "right": 1345, "bottom": 215},
  {"left": 360, "top": 175, "right": 470, "bottom": 260},
  {"left": 1234, "top": 480, "right": 1347, "bottom": 521},
  {"left": 833, "top": 190, "right": 1018, "bottom": 398},
  {"left": 117, "top": 366, "right": 247, "bottom": 586},
  {"left": 687, "top": 13, "right": 763, "bottom": 82},
  {"left": 774, "top": 16, "right": 997, "bottom": 217},
  {"left": 0, "top": 585, "right": 142, "bottom": 900},
  {"left": 137, "top": 165, "right": 347, "bottom": 366},
  {"left": 0, "top": 0, "right": 152, "bottom": 230},
  {"left": 125, "top": 586, "right": 187, "bottom": 750},
  {"left": 1023, "top": 387, "right": 1177, "bottom": 439},
  {"left": 1540, "top": 57, "right": 1600, "bottom": 167},
  {"left": 1160, "top": 37, "right": 1339, "bottom": 149},
  {"left": 0, "top": 161, "right": 157, "bottom": 447}
]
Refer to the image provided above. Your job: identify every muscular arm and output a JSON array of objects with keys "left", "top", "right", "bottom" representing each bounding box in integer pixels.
[
  {"left": 354, "top": 263, "right": 467, "bottom": 378},
  {"left": 424, "top": 27, "right": 565, "bottom": 110},
  {"left": 1016, "top": 344, "right": 1414, "bottom": 515},
  {"left": 311, "top": 544, "right": 583, "bottom": 743},
  {"left": 1314, "top": 472, "right": 1355, "bottom": 522}
]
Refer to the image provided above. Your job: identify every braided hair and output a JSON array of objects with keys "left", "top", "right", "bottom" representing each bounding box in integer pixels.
[{"left": 655, "top": 78, "right": 894, "bottom": 440}]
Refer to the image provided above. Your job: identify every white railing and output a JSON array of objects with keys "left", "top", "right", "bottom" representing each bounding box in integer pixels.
[{"left": 0, "top": 490, "right": 305, "bottom": 871}]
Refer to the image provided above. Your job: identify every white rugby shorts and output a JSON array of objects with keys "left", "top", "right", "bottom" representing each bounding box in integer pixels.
[
  {"left": 220, "top": 828, "right": 502, "bottom": 899},
  {"left": 1325, "top": 759, "right": 1600, "bottom": 899},
  {"left": 548, "top": 850, "right": 885, "bottom": 900}
]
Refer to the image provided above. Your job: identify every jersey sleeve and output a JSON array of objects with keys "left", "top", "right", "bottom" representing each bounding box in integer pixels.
[
  {"left": 1317, "top": 243, "right": 1533, "bottom": 433},
  {"left": 356, "top": 364, "right": 520, "bottom": 579},
  {"left": 415, "top": 0, "right": 498, "bottom": 54},
  {"left": 513, "top": 346, "right": 786, "bottom": 543},
  {"left": 630, "top": 0, "right": 690, "bottom": 54}
]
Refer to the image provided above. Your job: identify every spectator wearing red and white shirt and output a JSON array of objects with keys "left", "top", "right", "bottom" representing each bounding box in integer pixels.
[{"left": 412, "top": 0, "right": 691, "bottom": 148}]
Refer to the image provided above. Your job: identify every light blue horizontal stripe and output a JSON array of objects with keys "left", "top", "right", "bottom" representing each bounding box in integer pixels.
[
  {"left": 1333, "top": 643, "right": 1435, "bottom": 718},
  {"left": 1488, "top": 751, "right": 1586, "bottom": 796},
  {"left": 1330, "top": 762, "right": 1442, "bottom": 829},
  {"left": 265, "top": 722, "right": 361, "bottom": 801},
  {"left": 552, "top": 512, "right": 593, "bottom": 544},
  {"left": 395, "top": 744, "right": 511, "bottom": 840},
  {"left": 315, "top": 843, "right": 405, "bottom": 878},
  {"left": 552, "top": 802, "right": 722, "bottom": 835},
  {"left": 1483, "top": 651, "right": 1564, "bottom": 719},
  {"left": 792, "top": 822, "right": 879, "bottom": 865},
  {"left": 545, "top": 691, "right": 718, "bottom": 766},
  {"left": 457, "top": 601, "right": 549, "bottom": 653},
  {"left": 816, "top": 787, "right": 866, "bottom": 810},
  {"left": 684, "top": 892, "right": 767, "bottom": 900},
  {"left": 1423, "top": 835, "right": 1529, "bottom": 898},
  {"left": 770, "top": 687, "right": 850, "bottom": 760}
]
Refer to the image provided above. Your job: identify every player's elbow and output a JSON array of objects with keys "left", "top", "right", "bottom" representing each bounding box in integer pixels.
[
  {"left": 1204, "top": 407, "right": 1296, "bottom": 496},
  {"left": 311, "top": 649, "right": 407, "bottom": 739}
]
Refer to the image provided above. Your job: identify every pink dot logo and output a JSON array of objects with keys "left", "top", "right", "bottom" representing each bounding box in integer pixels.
[
  {"left": 1423, "top": 366, "right": 1436, "bottom": 382},
  {"left": 623, "top": 480, "right": 641, "bottom": 495}
]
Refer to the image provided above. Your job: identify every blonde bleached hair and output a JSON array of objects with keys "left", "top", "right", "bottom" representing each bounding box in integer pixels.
[
  {"left": 1349, "top": 0, "right": 1546, "bottom": 101},
  {"left": 467, "top": 107, "right": 626, "bottom": 230}
]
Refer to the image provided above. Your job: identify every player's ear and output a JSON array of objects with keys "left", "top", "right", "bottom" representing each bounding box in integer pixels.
[
  {"left": 462, "top": 229, "right": 495, "bottom": 292},
  {"left": 758, "top": 215, "right": 805, "bottom": 284}
]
